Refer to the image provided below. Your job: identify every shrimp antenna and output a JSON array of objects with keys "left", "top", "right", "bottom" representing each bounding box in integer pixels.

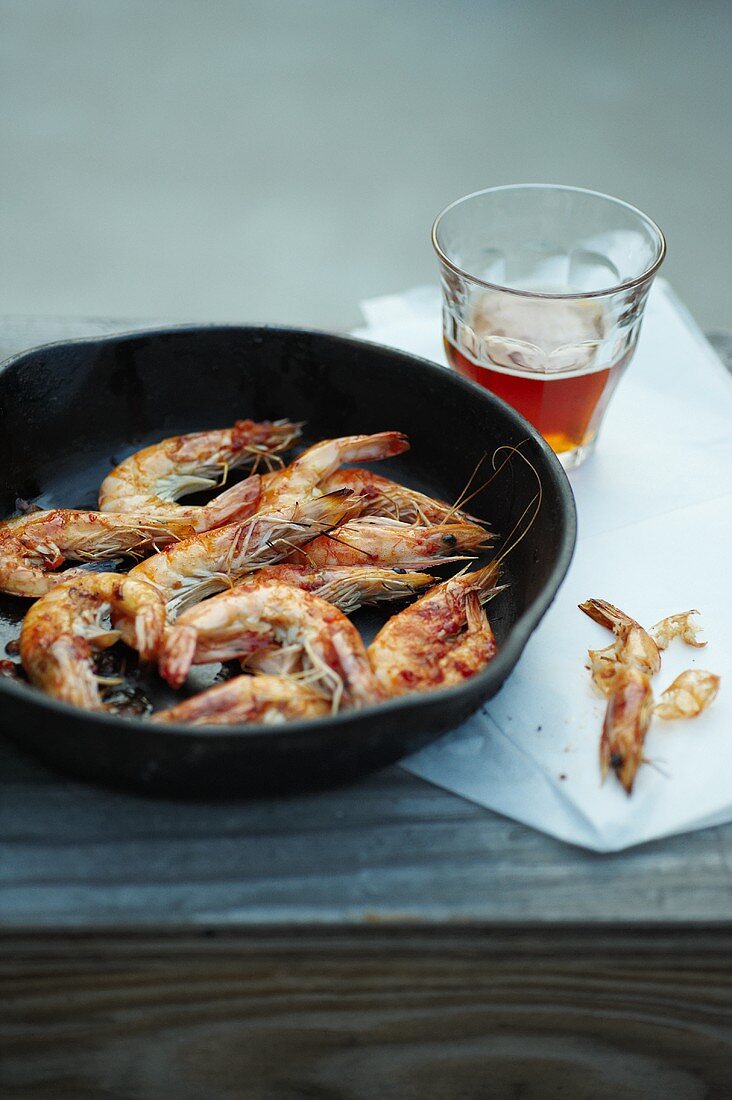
[
  {"left": 641, "top": 755, "right": 671, "bottom": 780},
  {"left": 273, "top": 537, "right": 318, "bottom": 566},
  {"left": 441, "top": 452, "right": 489, "bottom": 523},
  {"left": 442, "top": 443, "right": 529, "bottom": 524},
  {"left": 490, "top": 442, "right": 543, "bottom": 569},
  {"left": 317, "top": 531, "right": 372, "bottom": 559}
]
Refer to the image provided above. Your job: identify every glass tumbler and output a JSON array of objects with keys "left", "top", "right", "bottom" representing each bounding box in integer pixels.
[{"left": 432, "top": 185, "right": 666, "bottom": 468}]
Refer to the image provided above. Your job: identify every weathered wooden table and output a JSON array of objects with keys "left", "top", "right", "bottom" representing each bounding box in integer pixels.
[{"left": 2, "top": 319, "right": 731, "bottom": 1099}]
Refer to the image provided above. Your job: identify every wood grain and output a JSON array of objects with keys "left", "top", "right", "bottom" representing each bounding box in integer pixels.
[
  {"left": 5, "top": 732, "right": 732, "bottom": 928},
  {"left": 2, "top": 928, "right": 732, "bottom": 1099}
]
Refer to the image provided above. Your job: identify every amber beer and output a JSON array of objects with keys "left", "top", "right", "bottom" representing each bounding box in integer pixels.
[
  {"left": 444, "top": 336, "right": 628, "bottom": 456},
  {"left": 432, "top": 187, "right": 666, "bottom": 467}
]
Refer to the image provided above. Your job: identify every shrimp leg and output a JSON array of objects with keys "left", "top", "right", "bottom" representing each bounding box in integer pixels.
[
  {"left": 318, "top": 468, "right": 481, "bottom": 526},
  {"left": 245, "top": 564, "right": 434, "bottom": 614}
]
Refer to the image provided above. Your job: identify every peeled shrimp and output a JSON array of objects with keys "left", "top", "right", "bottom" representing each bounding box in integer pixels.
[
  {"left": 160, "top": 580, "right": 382, "bottom": 709},
  {"left": 318, "top": 468, "right": 479, "bottom": 525},
  {"left": 599, "top": 665, "right": 654, "bottom": 794},
  {"left": 368, "top": 563, "right": 501, "bottom": 697},
  {"left": 258, "top": 432, "right": 409, "bottom": 515},
  {"left": 19, "top": 573, "right": 165, "bottom": 710},
  {"left": 0, "top": 509, "right": 194, "bottom": 598},
  {"left": 128, "top": 489, "right": 358, "bottom": 621},
  {"left": 246, "top": 563, "right": 433, "bottom": 614},
  {"left": 99, "top": 419, "right": 300, "bottom": 524},
  {"left": 152, "top": 673, "right": 330, "bottom": 726},
  {"left": 288, "top": 517, "right": 490, "bottom": 569}
]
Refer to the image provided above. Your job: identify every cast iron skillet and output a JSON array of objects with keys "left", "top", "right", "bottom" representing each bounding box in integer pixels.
[{"left": 0, "top": 326, "right": 576, "bottom": 795}]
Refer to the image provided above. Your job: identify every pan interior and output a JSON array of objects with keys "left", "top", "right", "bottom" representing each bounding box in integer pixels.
[
  {"left": 0, "top": 435, "right": 515, "bottom": 717},
  {"left": 0, "top": 326, "right": 568, "bottom": 733}
]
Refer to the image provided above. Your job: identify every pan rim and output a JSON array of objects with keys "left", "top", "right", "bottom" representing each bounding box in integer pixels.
[{"left": 0, "top": 323, "right": 577, "bottom": 742}]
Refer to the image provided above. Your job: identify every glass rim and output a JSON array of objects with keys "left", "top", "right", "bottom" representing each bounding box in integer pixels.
[{"left": 431, "top": 183, "right": 667, "bottom": 301}]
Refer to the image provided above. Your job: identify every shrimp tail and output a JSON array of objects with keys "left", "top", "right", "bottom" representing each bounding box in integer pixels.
[
  {"left": 201, "top": 474, "right": 262, "bottom": 528},
  {"left": 331, "top": 628, "right": 384, "bottom": 708},
  {"left": 463, "top": 590, "right": 485, "bottom": 632},
  {"left": 462, "top": 560, "right": 502, "bottom": 602},
  {"left": 115, "top": 576, "right": 167, "bottom": 661},
  {"left": 159, "top": 624, "right": 198, "bottom": 688},
  {"left": 49, "top": 637, "right": 103, "bottom": 710},
  {"left": 578, "top": 598, "right": 630, "bottom": 633},
  {"left": 339, "top": 431, "right": 410, "bottom": 464},
  {"left": 134, "top": 602, "right": 167, "bottom": 663}
]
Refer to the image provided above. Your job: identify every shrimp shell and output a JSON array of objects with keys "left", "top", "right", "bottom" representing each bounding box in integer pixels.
[
  {"left": 127, "top": 489, "right": 360, "bottom": 622},
  {"left": 288, "top": 517, "right": 490, "bottom": 569},
  {"left": 318, "top": 468, "right": 480, "bottom": 526},
  {"left": 99, "top": 419, "right": 300, "bottom": 518},
  {"left": 368, "top": 563, "right": 501, "bottom": 697},
  {"left": 19, "top": 572, "right": 165, "bottom": 710},
  {"left": 651, "top": 611, "right": 706, "bottom": 651},
  {"left": 159, "top": 580, "right": 383, "bottom": 710},
  {"left": 599, "top": 665, "right": 654, "bottom": 794},
  {"left": 258, "top": 432, "right": 409, "bottom": 515},
  {"left": 655, "top": 670, "right": 720, "bottom": 720},
  {"left": 0, "top": 509, "right": 194, "bottom": 598},
  {"left": 579, "top": 598, "right": 661, "bottom": 680},
  {"left": 151, "top": 674, "right": 330, "bottom": 726},
  {"left": 246, "top": 563, "right": 434, "bottom": 614}
]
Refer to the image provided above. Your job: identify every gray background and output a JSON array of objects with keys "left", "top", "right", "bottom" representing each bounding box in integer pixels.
[{"left": 1, "top": 0, "right": 730, "bottom": 332}]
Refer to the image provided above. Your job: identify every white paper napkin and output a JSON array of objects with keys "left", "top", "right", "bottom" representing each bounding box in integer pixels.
[{"left": 353, "top": 280, "right": 732, "bottom": 852}]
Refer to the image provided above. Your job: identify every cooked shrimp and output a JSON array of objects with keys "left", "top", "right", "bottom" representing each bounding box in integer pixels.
[
  {"left": 318, "top": 468, "right": 479, "bottom": 525},
  {"left": 151, "top": 674, "right": 330, "bottom": 726},
  {"left": 247, "top": 564, "right": 433, "bottom": 614},
  {"left": 105, "top": 474, "right": 261, "bottom": 534},
  {"left": 599, "top": 665, "right": 654, "bottom": 794},
  {"left": 579, "top": 599, "right": 661, "bottom": 692},
  {"left": 128, "top": 489, "right": 358, "bottom": 620},
  {"left": 160, "top": 580, "right": 382, "bottom": 709},
  {"left": 19, "top": 572, "right": 165, "bottom": 710},
  {"left": 258, "top": 432, "right": 409, "bottom": 514},
  {"left": 288, "top": 516, "right": 490, "bottom": 569},
  {"left": 655, "top": 670, "right": 720, "bottom": 720},
  {"left": 651, "top": 611, "right": 706, "bottom": 651},
  {"left": 368, "top": 563, "right": 501, "bottom": 697},
  {"left": 99, "top": 419, "right": 300, "bottom": 523},
  {"left": 0, "top": 509, "right": 194, "bottom": 598}
]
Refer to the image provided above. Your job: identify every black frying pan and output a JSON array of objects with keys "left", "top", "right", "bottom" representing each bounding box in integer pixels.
[{"left": 0, "top": 327, "right": 576, "bottom": 794}]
